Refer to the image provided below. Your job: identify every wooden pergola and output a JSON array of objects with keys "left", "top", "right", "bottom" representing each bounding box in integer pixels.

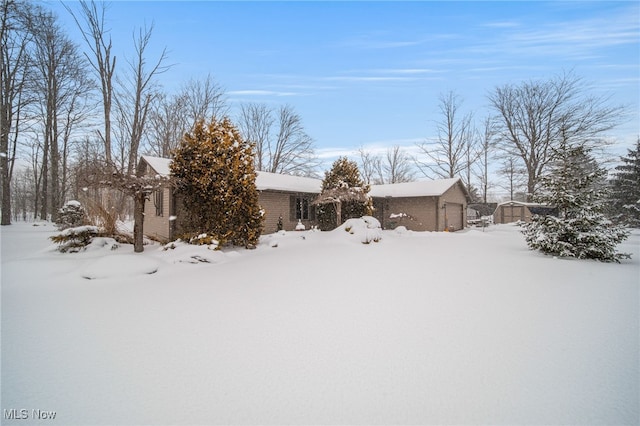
[{"left": 312, "top": 187, "right": 370, "bottom": 226}]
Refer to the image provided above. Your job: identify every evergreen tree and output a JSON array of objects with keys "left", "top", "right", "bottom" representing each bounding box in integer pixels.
[
  {"left": 523, "top": 136, "right": 629, "bottom": 262},
  {"left": 316, "top": 157, "right": 372, "bottom": 230},
  {"left": 171, "top": 117, "right": 263, "bottom": 248},
  {"left": 609, "top": 138, "right": 640, "bottom": 227},
  {"left": 55, "top": 200, "right": 86, "bottom": 230}
]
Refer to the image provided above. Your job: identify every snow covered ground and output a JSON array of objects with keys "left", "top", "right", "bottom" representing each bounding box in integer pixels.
[{"left": 2, "top": 221, "right": 639, "bottom": 425}]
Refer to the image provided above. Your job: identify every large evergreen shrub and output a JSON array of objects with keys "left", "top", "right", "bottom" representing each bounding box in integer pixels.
[
  {"left": 171, "top": 117, "right": 263, "bottom": 248},
  {"left": 609, "top": 138, "right": 640, "bottom": 227},
  {"left": 316, "top": 157, "right": 372, "bottom": 230},
  {"left": 522, "top": 138, "right": 630, "bottom": 262}
]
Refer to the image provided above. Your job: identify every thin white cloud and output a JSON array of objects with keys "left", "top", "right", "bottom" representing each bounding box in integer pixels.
[
  {"left": 380, "top": 68, "right": 443, "bottom": 75},
  {"left": 342, "top": 38, "right": 424, "bottom": 50},
  {"left": 317, "top": 138, "right": 425, "bottom": 160},
  {"left": 228, "top": 90, "right": 300, "bottom": 97},
  {"left": 322, "top": 68, "right": 444, "bottom": 83},
  {"left": 483, "top": 21, "right": 520, "bottom": 29},
  {"left": 479, "top": 5, "right": 639, "bottom": 59},
  {"left": 323, "top": 76, "right": 417, "bottom": 83}
]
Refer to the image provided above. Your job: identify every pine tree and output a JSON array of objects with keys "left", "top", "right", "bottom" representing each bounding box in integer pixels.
[
  {"left": 55, "top": 200, "right": 86, "bottom": 230},
  {"left": 171, "top": 117, "right": 263, "bottom": 248},
  {"left": 609, "top": 138, "right": 640, "bottom": 227},
  {"left": 315, "top": 157, "right": 372, "bottom": 230},
  {"left": 523, "top": 136, "right": 630, "bottom": 262}
]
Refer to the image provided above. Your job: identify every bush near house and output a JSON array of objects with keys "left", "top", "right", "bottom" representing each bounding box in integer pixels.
[
  {"left": 170, "top": 117, "right": 263, "bottom": 248},
  {"left": 316, "top": 157, "right": 373, "bottom": 230}
]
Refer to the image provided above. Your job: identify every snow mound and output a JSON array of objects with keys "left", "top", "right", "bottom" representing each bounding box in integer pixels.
[
  {"left": 85, "top": 237, "right": 120, "bottom": 252},
  {"left": 336, "top": 216, "right": 382, "bottom": 244},
  {"left": 161, "top": 240, "right": 227, "bottom": 264},
  {"left": 81, "top": 255, "right": 160, "bottom": 280},
  {"left": 394, "top": 225, "right": 410, "bottom": 235}
]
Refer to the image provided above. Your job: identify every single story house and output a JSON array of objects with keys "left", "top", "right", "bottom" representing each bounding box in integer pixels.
[
  {"left": 492, "top": 200, "right": 557, "bottom": 224},
  {"left": 138, "top": 156, "right": 470, "bottom": 242}
]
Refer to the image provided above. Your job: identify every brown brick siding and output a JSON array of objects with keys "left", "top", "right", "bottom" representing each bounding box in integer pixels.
[
  {"left": 375, "top": 196, "right": 439, "bottom": 231},
  {"left": 259, "top": 191, "right": 317, "bottom": 233}
]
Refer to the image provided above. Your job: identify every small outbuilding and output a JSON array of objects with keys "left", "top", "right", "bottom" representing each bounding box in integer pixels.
[{"left": 493, "top": 201, "right": 557, "bottom": 224}]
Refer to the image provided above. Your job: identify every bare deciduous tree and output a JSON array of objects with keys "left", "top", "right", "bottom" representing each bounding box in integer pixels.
[
  {"left": 145, "top": 75, "right": 226, "bottom": 158},
  {"left": 31, "top": 8, "right": 93, "bottom": 220},
  {"left": 416, "top": 91, "right": 474, "bottom": 183},
  {"left": 114, "top": 23, "right": 169, "bottom": 175},
  {"left": 181, "top": 73, "right": 227, "bottom": 126},
  {"left": 238, "top": 103, "right": 319, "bottom": 177},
  {"left": 357, "top": 147, "right": 382, "bottom": 185},
  {"left": 358, "top": 145, "right": 415, "bottom": 184},
  {"left": 1, "top": 0, "right": 36, "bottom": 225},
  {"left": 65, "top": 0, "right": 116, "bottom": 166},
  {"left": 383, "top": 145, "right": 415, "bottom": 184},
  {"left": 145, "top": 92, "right": 186, "bottom": 157},
  {"left": 498, "top": 156, "right": 526, "bottom": 201},
  {"left": 239, "top": 103, "right": 272, "bottom": 172},
  {"left": 474, "top": 117, "right": 496, "bottom": 203},
  {"left": 78, "top": 160, "right": 170, "bottom": 252},
  {"left": 488, "top": 71, "right": 622, "bottom": 201}
]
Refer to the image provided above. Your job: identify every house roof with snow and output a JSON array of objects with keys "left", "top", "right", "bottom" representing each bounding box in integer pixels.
[
  {"left": 141, "top": 155, "right": 172, "bottom": 177},
  {"left": 140, "top": 156, "right": 467, "bottom": 198},
  {"left": 369, "top": 178, "right": 466, "bottom": 198},
  {"left": 141, "top": 155, "right": 322, "bottom": 193},
  {"left": 255, "top": 171, "right": 322, "bottom": 193}
]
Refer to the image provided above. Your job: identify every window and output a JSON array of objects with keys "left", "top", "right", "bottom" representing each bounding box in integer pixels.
[
  {"left": 290, "top": 195, "right": 315, "bottom": 222},
  {"left": 154, "top": 190, "right": 164, "bottom": 217},
  {"left": 296, "top": 197, "right": 309, "bottom": 220}
]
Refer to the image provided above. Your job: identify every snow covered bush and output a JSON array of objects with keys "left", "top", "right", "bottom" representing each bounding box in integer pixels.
[
  {"left": 340, "top": 216, "right": 382, "bottom": 244},
  {"left": 522, "top": 138, "right": 630, "bottom": 262},
  {"left": 55, "top": 200, "right": 86, "bottom": 230},
  {"left": 50, "top": 226, "right": 101, "bottom": 253},
  {"left": 188, "top": 233, "right": 219, "bottom": 248},
  {"left": 524, "top": 214, "right": 629, "bottom": 262},
  {"left": 171, "top": 117, "right": 263, "bottom": 248}
]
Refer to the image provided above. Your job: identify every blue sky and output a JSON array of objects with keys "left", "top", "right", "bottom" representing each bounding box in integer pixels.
[{"left": 49, "top": 1, "right": 639, "bottom": 164}]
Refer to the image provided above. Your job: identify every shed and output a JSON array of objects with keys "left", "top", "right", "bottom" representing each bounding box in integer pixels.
[{"left": 493, "top": 201, "right": 557, "bottom": 224}]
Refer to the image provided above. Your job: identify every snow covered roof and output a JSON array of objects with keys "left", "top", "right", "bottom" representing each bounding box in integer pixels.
[
  {"left": 140, "top": 156, "right": 322, "bottom": 193},
  {"left": 255, "top": 171, "right": 322, "bottom": 193},
  {"left": 369, "top": 178, "right": 463, "bottom": 198},
  {"left": 141, "top": 156, "right": 172, "bottom": 177},
  {"left": 495, "top": 200, "right": 550, "bottom": 207},
  {"left": 140, "top": 156, "right": 465, "bottom": 198}
]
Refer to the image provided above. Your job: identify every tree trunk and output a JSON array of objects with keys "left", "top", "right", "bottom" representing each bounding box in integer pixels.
[
  {"left": 1, "top": 158, "right": 10, "bottom": 225},
  {"left": 133, "top": 191, "right": 145, "bottom": 253},
  {"left": 40, "top": 138, "right": 49, "bottom": 220},
  {"left": 334, "top": 200, "right": 341, "bottom": 228}
]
